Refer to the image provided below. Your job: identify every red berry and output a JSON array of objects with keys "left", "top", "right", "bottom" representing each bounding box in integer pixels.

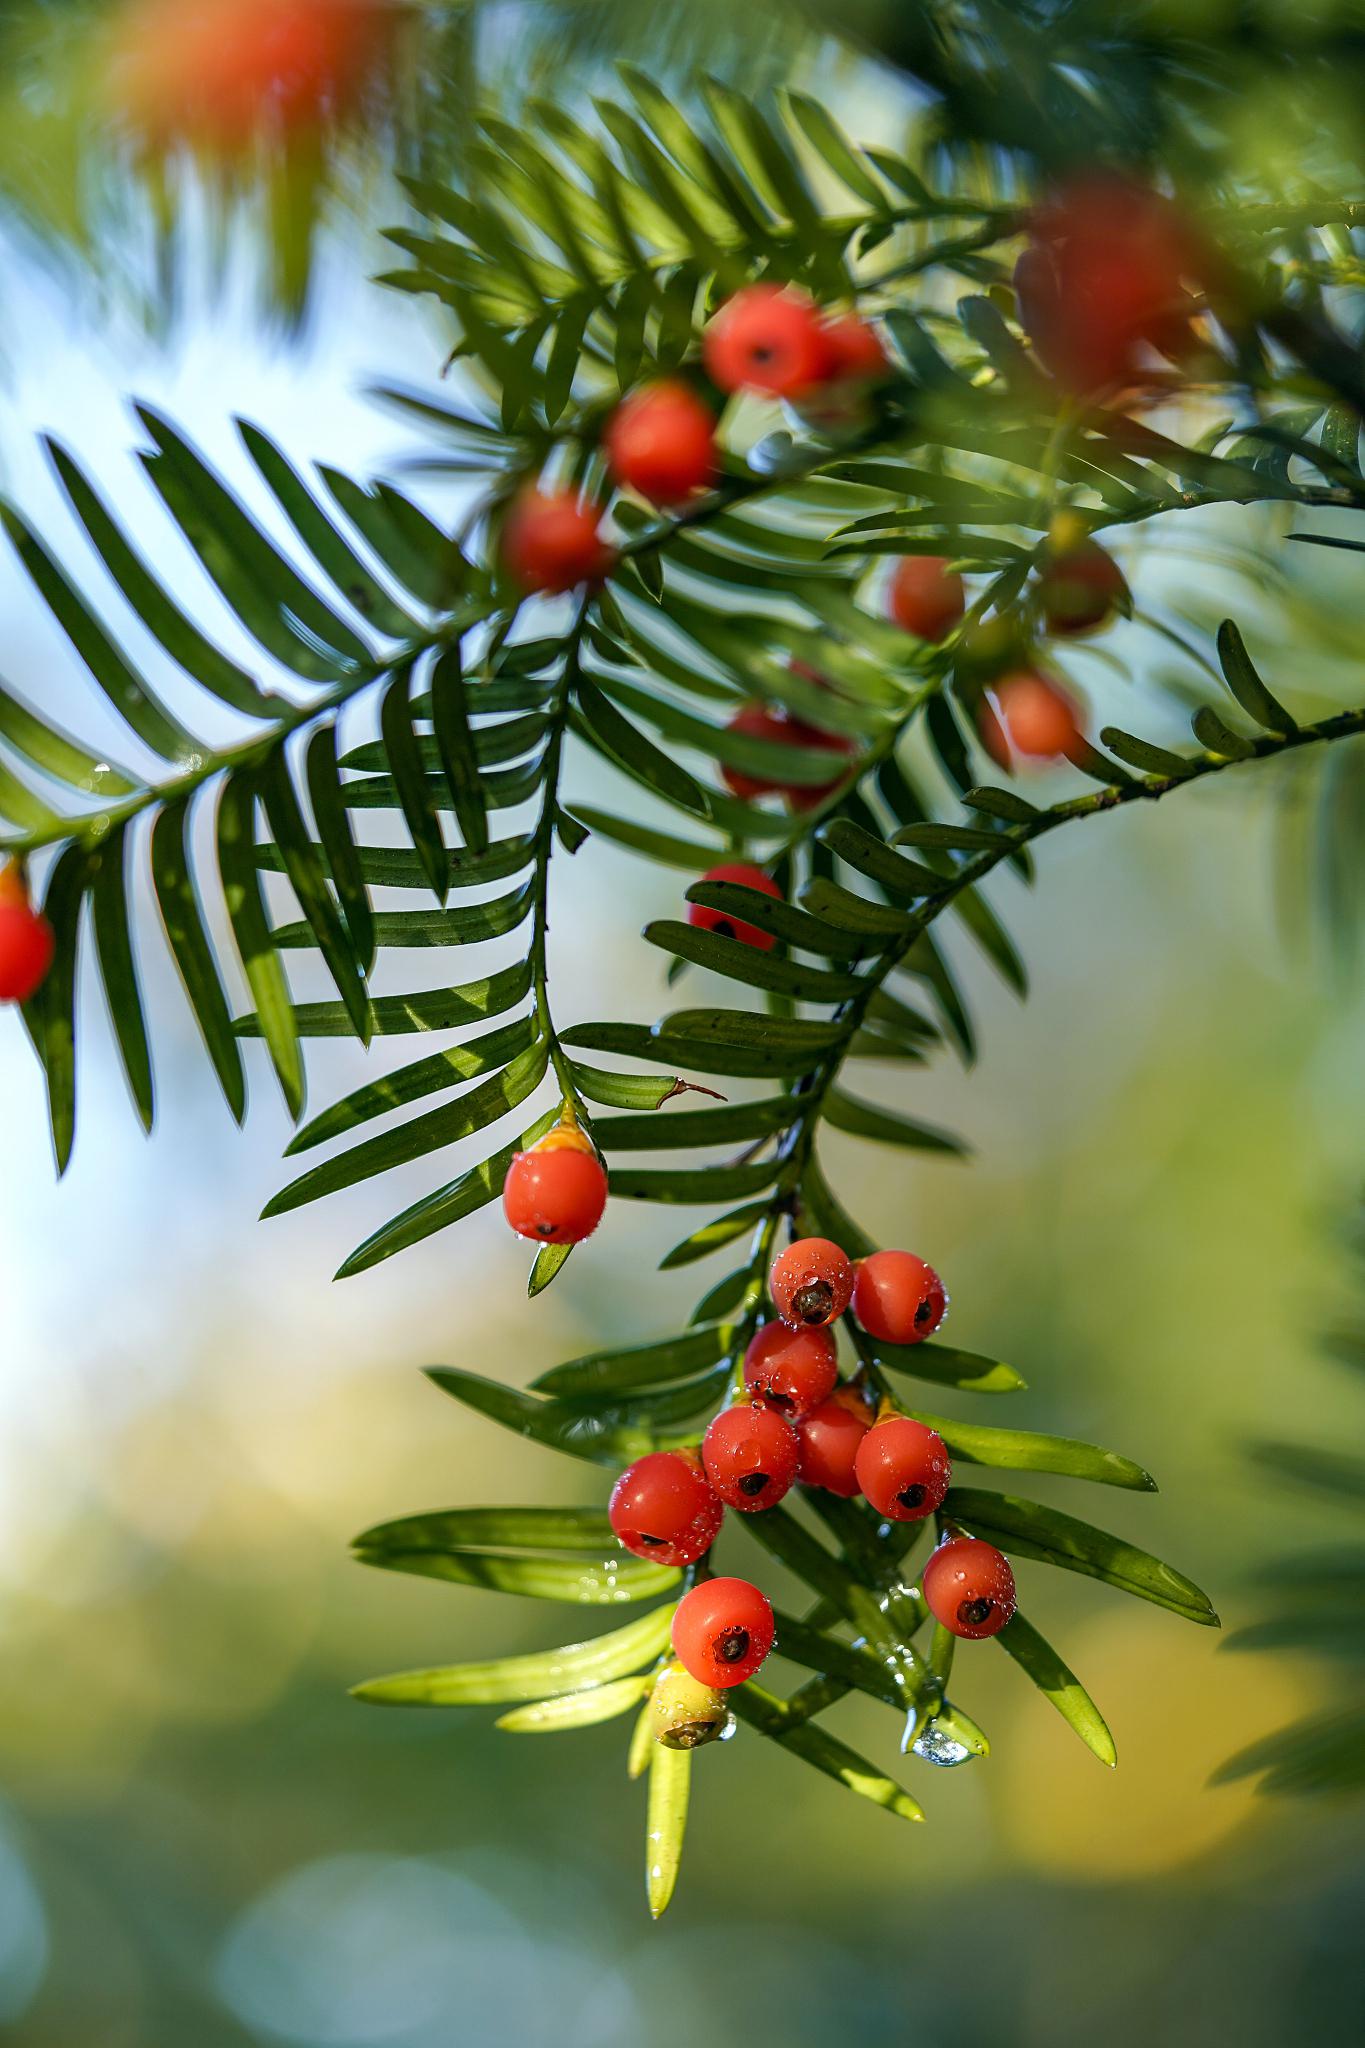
[
  {"left": 603, "top": 380, "right": 717, "bottom": 505},
  {"left": 1037, "top": 538, "right": 1127, "bottom": 637},
  {"left": 819, "top": 312, "right": 888, "bottom": 384},
  {"left": 703, "top": 284, "right": 829, "bottom": 397},
  {"left": 671, "top": 1575, "right": 774, "bottom": 1687},
  {"left": 1015, "top": 177, "right": 1205, "bottom": 395},
  {"left": 770, "top": 1236, "right": 853, "bottom": 1329},
  {"left": 0, "top": 872, "right": 54, "bottom": 1004},
  {"left": 797, "top": 1383, "right": 873, "bottom": 1497},
  {"left": 922, "top": 1536, "right": 1016, "bottom": 1639},
  {"left": 889, "top": 556, "right": 966, "bottom": 641},
  {"left": 719, "top": 704, "right": 790, "bottom": 800},
  {"left": 687, "top": 861, "right": 782, "bottom": 952},
  {"left": 775, "top": 717, "right": 857, "bottom": 812},
  {"left": 502, "top": 1128, "right": 607, "bottom": 1244},
  {"left": 992, "top": 671, "right": 1085, "bottom": 761},
  {"left": 743, "top": 1322, "right": 839, "bottom": 1420},
  {"left": 609, "top": 1451, "right": 723, "bottom": 1566},
  {"left": 851, "top": 1250, "right": 948, "bottom": 1347},
  {"left": 854, "top": 1415, "right": 951, "bottom": 1522},
  {"left": 110, "top": 0, "right": 393, "bottom": 148},
  {"left": 502, "top": 487, "right": 614, "bottom": 594},
  {"left": 702, "top": 1401, "right": 799, "bottom": 1511}
]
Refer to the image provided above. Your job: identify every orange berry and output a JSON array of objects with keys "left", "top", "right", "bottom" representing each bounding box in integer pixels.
[
  {"left": 889, "top": 557, "right": 966, "bottom": 641},
  {"left": 993, "top": 671, "right": 1085, "bottom": 760},
  {"left": 502, "top": 1134, "right": 607, "bottom": 1244},
  {"left": 769, "top": 1237, "right": 853, "bottom": 1329},
  {"left": 501, "top": 487, "right": 614, "bottom": 594},
  {"left": 603, "top": 380, "right": 717, "bottom": 506},
  {"left": 852, "top": 1251, "right": 948, "bottom": 1347}
]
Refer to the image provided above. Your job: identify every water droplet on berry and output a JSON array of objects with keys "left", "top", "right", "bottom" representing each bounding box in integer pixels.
[{"left": 717, "top": 1712, "right": 739, "bottom": 1742}]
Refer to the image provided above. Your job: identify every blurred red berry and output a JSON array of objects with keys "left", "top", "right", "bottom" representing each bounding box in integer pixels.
[
  {"left": 0, "top": 870, "right": 54, "bottom": 1004},
  {"left": 672, "top": 1576, "right": 775, "bottom": 1687},
  {"left": 992, "top": 671, "right": 1085, "bottom": 761},
  {"left": 502, "top": 1127, "right": 607, "bottom": 1243},
  {"left": 609, "top": 1451, "right": 723, "bottom": 1566},
  {"left": 719, "top": 704, "right": 790, "bottom": 800},
  {"left": 687, "top": 861, "right": 782, "bottom": 951},
  {"left": 1037, "top": 538, "right": 1128, "bottom": 637},
  {"left": 797, "top": 1383, "right": 874, "bottom": 1497},
  {"left": 743, "top": 1322, "right": 839, "bottom": 1420},
  {"left": 852, "top": 1251, "right": 948, "bottom": 1347},
  {"left": 1015, "top": 176, "right": 1206, "bottom": 394},
  {"left": 819, "top": 312, "right": 889, "bottom": 383},
  {"left": 109, "top": 0, "right": 393, "bottom": 147},
  {"left": 922, "top": 1537, "right": 1017, "bottom": 1639},
  {"left": 854, "top": 1416, "right": 952, "bottom": 1521},
  {"left": 702, "top": 1401, "right": 800, "bottom": 1511},
  {"left": 703, "top": 284, "right": 829, "bottom": 397},
  {"left": 889, "top": 556, "right": 966, "bottom": 641},
  {"left": 502, "top": 487, "right": 614, "bottom": 594},
  {"left": 778, "top": 717, "right": 857, "bottom": 811},
  {"left": 770, "top": 1236, "right": 854, "bottom": 1329},
  {"left": 603, "top": 380, "right": 717, "bottom": 505}
]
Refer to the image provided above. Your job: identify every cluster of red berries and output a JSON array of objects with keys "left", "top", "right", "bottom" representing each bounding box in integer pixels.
[
  {"left": 500, "top": 284, "right": 886, "bottom": 597},
  {"left": 610, "top": 1235, "right": 1017, "bottom": 1709},
  {"left": 886, "top": 521, "right": 1128, "bottom": 768},
  {"left": 0, "top": 866, "right": 54, "bottom": 1005}
]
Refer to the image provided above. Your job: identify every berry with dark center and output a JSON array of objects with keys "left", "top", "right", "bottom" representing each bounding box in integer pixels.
[
  {"left": 851, "top": 1250, "right": 948, "bottom": 1347},
  {"left": 603, "top": 380, "right": 718, "bottom": 506},
  {"left": 770, "top": 1236, "right": 853, "bottom": 1329},
  {"left": 501, "top": 1125, "right": 608, "bottom": 1244},
  {"left": 743, "top": 1322, "right": 839, "bottom": 1420},
  {"left": 702, "top": 1401, "right": 799, "bottom": 1511},
  {"left": 922, "top": 1536, "right": 1017, "bottom": 1639},
  {"left": 687, "top": 861, "right": 782, "bottom": 952},
  {"left": 0, "top": 869, "right": 55, "bottom": 1004},
  {"left": 992, "top": 671, "right": 1086, "bottom": 762},
  {"left": 671, "top": 1575, "right": 775, "bottom": 1688},
  {"left": 796, "top": 1383, "right": 874, "bottom": 1497},
  {"left": 501, "top": 487, "right": 614, "bottom": 594},
  {"left": 719, "top": 703, "right": 790, "bottom": 800},
  {"left": 889, "top": 556, "right": 967, "bottom": 641},
  {"left": 703, "top": 283, "right": 829, "bottom": 398},
  {"left": 608, "top": 1450, "right": 724, "bottom": 1566},
  {"left": 854, "top": 1415, "right": 951, "bottom": 1521},
  {"left": 1037, "top": 537, "right": 1128, "bottom": 638}
]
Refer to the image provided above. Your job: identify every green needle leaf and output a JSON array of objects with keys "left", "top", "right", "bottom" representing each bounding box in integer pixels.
[
  {"left": 947, "top": 1488, "right": 1219, "bottom": 1626},
  {"left": 353, "top": 1602, "right": 675, "bottom": 1706},
  {"left": 996, "top": 1612, "right": 1117, "bottom": 1766},
  {"left": 646, "top": 1738, "right": 691, "bottom": 1920}
]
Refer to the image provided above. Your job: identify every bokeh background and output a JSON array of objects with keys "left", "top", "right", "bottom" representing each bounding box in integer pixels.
[{"left": 1, "top": 17, "right": 1364, "bottom": 2048}]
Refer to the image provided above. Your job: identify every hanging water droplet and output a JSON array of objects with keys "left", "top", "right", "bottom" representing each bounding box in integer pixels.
[
  {"left": 907, "top": 1716, "right": 975, "bottom": 1768},
  {"left": 717, "top": 1712, "right": 738, "bottom": 1742},
  {"left": 748, "top": 431, "right": 800, "bottom": 477}
]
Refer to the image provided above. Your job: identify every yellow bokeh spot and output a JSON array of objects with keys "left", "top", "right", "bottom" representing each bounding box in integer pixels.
[{"left": 994, "top": 1606, "right": 1313, "bottom": 1879}]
